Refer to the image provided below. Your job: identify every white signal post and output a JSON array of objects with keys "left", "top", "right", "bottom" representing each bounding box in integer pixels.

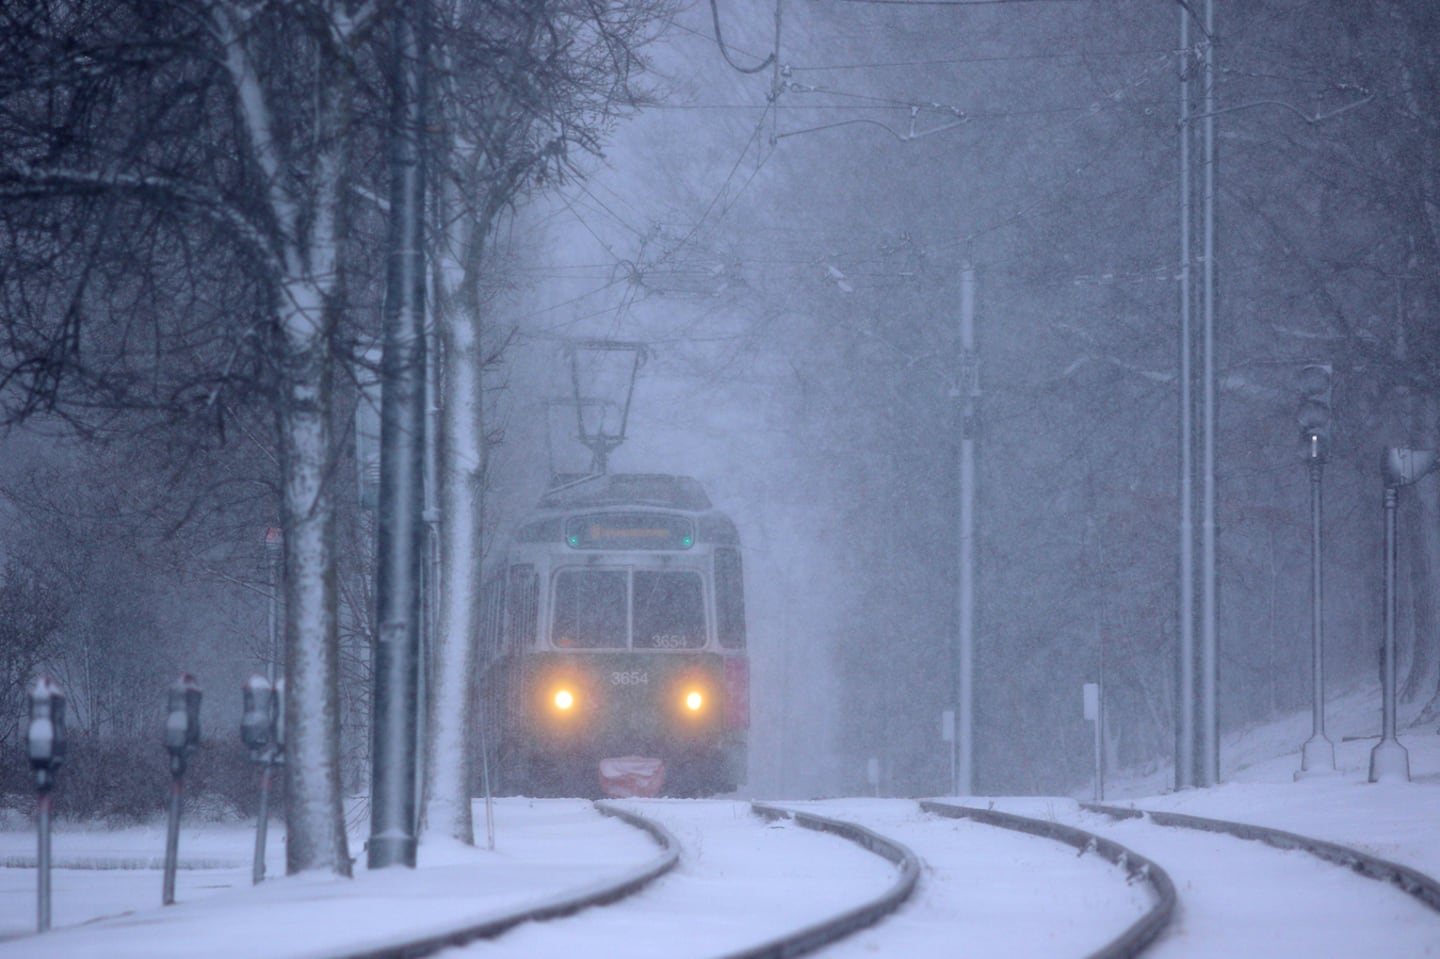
[{"left": 1083, "top": 682, "right": 1103, "bottom": 802}]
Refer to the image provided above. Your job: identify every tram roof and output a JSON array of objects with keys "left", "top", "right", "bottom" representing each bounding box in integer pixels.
[{"left": 537, "top": 473, "right": 714, "bottom": 512}]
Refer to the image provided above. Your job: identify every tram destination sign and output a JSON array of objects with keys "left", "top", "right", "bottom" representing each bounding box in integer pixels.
[{"left": 565, "top": 512, "right": 696, "bottom": 550}]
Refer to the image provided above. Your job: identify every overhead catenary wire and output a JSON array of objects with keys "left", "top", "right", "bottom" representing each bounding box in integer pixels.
[
  {"left": 836, "top": 0, "right": 1097, "bottom": 5},
  {"left": 672, "top": 12, "right": 1166, "bottom": 73},
  {"left": 789, "top": 48, "right": 1171, "bottom": 71},
  {"left": 708, "top": 0, "right": 775, "bottom": 73},
  {"left": 524, "top": 0, "right": 1179, "bottom": 320}
]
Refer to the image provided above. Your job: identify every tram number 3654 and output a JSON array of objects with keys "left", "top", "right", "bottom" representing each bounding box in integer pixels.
[{"left": 611, "top": 670, "right": 649, "bottom": 686}]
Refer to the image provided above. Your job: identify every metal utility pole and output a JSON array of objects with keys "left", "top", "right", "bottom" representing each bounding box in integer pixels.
[
  {"left": 420, "top": 231, "right": 442, "bottom": 831},
  {"left": 1373, "top": 480, "right": 1408, "bottom": 782},
  {"left": 1197, "top": 0, "right": 1220, "bottom": 789},
  {"left": 1175, "top": 0, "right": 1219, "bottom": 789},
  {"left": 1372, "top": 448, "right": 1437, "bottom": 783},
  {"left": 1297, "top": 365, "right": 1334, "bottom": 776},
  {"left": 1174, "top": 2, "right": 1196, "bottom": 793},
  {"left": 369, "top": 0, "right": 428, "bottom": 871},
  {"left": 955, "top": 265, "right": 978, "bottom": 796}
]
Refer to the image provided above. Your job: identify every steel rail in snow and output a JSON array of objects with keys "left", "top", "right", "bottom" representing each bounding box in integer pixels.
[
  {"left": 1082, "top": 801, "right": 1440, "bottom": 915},
  {"left": 326, "top": 802, "right": 679, "bottom": 959},
  {"left": 922, "top": 800, "right": 1176, "bottom": 959},
  {"left": 736, "top": 802, "right": 922, "bottom": 959}
]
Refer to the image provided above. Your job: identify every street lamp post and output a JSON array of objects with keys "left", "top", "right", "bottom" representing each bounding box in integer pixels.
[
  {"left": 1296, "top": 364, "right": 1334, "bottom": 776},
  {"left": 1371, "top": 447, "right": 1438, "bottom": 783}
]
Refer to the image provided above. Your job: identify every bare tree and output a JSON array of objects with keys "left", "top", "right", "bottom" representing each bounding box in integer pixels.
[
  {"left": 421, "top": 0, "right": 670, "bottom": 842},
  {"left": 0, "top": 559, "right": 66, "bottom": 746},
  {"left": 0, "top": 0, "right": 398, "bottom": 875}
]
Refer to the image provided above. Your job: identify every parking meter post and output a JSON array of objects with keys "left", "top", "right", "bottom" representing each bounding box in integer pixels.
[
  {"left": 162, "top": 675, "right": 202, "bottom": 905},
  {"left": 36, "top": 790, "right": 51, "bottom": 932},
  {"left": 163, "top": 775, "right": 182, "bottom": 905},
  {"left": 253, "top": 762, "right": 272, "bottom": 885},
  {"left": 27, "top": 678, "right": 65, "bottom": 933}
]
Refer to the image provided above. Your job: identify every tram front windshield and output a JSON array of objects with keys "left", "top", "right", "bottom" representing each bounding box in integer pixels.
[{"left": 551, "top": 569, "right": 705, "bottom": 650}]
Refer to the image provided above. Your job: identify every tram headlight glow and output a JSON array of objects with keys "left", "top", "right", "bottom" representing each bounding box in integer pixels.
[
  {"left": 684, "top": 690, "right": 704, "bottom": 712},
  {"left": 553, "top": 689, "right": 575, "bottom": 711}
]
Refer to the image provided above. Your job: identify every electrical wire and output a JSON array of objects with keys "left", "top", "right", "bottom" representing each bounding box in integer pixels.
[
  {"left": 708, "top": 0, "right": 775, "bottom": 74},
  {"left": 836, "top": 0, "right": 1097, "bottom": 5},
  {"left": 788, "top": 49, "right": 1170, "bottom": 71},
  {"left": 651, "top": 100, "right": 777, "bottom": 271}
]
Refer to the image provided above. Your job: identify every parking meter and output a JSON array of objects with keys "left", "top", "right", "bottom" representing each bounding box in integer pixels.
[
  {"left": 27, "top": 678, "right": 67, "bottom": 793},
  {"left": 242, "top": 675, "right": 283, "bottom": 885},
  {"left": 165, "top": 674, "right": 202, "bottom": 776},
  {"left": 162, "top": 674, "right": 201, "bottom": 906},
  {"left": 241, "top": 675, "right": 275, "bottom": 754}
]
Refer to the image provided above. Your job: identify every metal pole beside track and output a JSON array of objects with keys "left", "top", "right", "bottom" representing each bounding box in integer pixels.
[
  {"left": 1197, "top": 0, "right": 1220, "bottom": 789},
  {"left": 1298, "top": 451, "right": 1335, "bottom": 775},
  {"left": 369, "top": 0, "right": 428, "bottom": 870},
  {"left": 956, "top": 265, "right": 978, "bottom": 796},
  {"left": 1370, "top": 484, "right": 1410, "bottom": 783},
  {"left": 1175, "top": 0, "right": 1197, "bottom": 794}
]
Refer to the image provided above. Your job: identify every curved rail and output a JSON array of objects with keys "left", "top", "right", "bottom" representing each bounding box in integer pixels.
[
  {"left": 922, "top": 800, "right": 1176, "bottom": 959},
  {"left": 733, "top": 802, "right": 922, "bottom": 959},
  {"left": 1083, "top": 801, "right": 1440, "bottom": 915},
  {"left": 338, "top": 802, "right": 680, "bottom": 959}
]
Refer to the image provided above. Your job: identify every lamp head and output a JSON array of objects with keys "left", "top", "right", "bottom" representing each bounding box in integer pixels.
[
  {"left": 1383, "top": 447, "right": 1439, "bottom": 487},
  {"left": 1296, "top": 363, "right": 1333, "bottom": 455}
]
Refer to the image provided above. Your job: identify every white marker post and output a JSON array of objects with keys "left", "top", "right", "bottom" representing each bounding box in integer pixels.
[
  {"left": 1083, "top": 683, "right": 1103, "bottom": 802},
  {"left": 941, "top": 710, "right": 956, "bottom": 796}
]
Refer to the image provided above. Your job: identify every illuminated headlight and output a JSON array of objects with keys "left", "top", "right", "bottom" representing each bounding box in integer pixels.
[
  {"left": 684, "top": 690, "right": 704, "bottom": 712},
  {"left": 553, "top": 689, "right": 575, "bottom": 711}
]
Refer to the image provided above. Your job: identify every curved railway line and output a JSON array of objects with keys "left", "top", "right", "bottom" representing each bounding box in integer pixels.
[
  {"left": 7, "top": 795, "right": 1440, "bottom": 959},
  {"left": 1082, "top": 801, "right": 1440, "bottom": 915},
  {"left": 328, "top": 799, "right": 1172, "bottom": 959},
  {"left": 922, "top": 800, "right": 1175, "bottom": 959},
  {"left": 341, "top": 802, "right": 680, "bottom": 959}
]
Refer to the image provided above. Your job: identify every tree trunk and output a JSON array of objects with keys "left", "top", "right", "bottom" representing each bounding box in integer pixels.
[
  {"left": 422, "top": 304, "right": 484, "bottom": 843},
  {"left": 279, "top": 302, "right": 352, "bottom": 876},
  {"left": 215, "top": 1, "right": 361, "bottom": 875}
]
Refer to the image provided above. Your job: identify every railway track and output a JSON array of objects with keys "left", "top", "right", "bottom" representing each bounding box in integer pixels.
[
  {"left": 401, "top": 799, "right": 1163, "bottom": 959},
  {"left": 338, "top": 802, "right": 682, "bottom": 959},
  {"left": 921, "top": 800, "right": 1174, "bottom": 959},
  {"left": 1062, "top": 799, "right": 1440, "bottom": 957},
  {"left": 8, "top": 795, "right": 1440, "bottom": 959},
  {"left": 443, "top": 800, "right": 917, "bottom": 959},
  {"left": 1081, "top": 801, "right": 1440, "bottom": 914}
]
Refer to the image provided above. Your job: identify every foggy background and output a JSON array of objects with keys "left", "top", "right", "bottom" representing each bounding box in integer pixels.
[{"left": 3, "top": 0, "right": 1438, "bottom": 809}]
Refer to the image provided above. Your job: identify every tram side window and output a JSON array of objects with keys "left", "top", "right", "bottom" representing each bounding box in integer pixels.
[
  {"left": 633, "top": 571, "right": 705, "bottom": 649},
  {"left": 715, "top": 548, "right": 746, "bottom": 649},
  {"left": 479, "top": 575, "right": 505, "bottom": 661},
  {"left": 505, "top": 565, "right": 538, "bottom": 650},
  {"left": 552, "top": 569, "right": 627, "bottom": 648}
]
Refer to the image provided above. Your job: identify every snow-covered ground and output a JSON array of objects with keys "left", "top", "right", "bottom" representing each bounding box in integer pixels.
[{"left": 0, "top": 685, "right": 1437, "bottom": 957}]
